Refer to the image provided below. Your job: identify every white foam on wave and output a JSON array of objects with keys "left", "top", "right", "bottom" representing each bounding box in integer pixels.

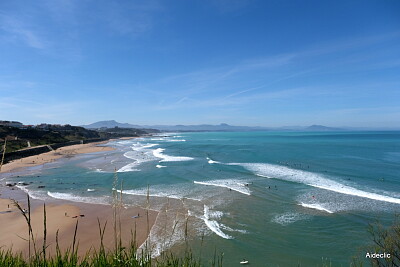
[
  {"left": 153, "top": 148, "right": 194, "bottom": 162},
  {"left": 121, "top": 190, "right": 182, "bottom": 200},
  {"left": 166, "top": 139, "right": 186, "bottom": 142},
  {"left": 117, "top": 162, "right": 140, "bottom": 172},
  {"left": 194, "top": 179, "right": 251, "bottom": 196},
  {"left": 131, "top": 143, "right": 158, "bottom": 151},
  {"left": 87, "top": 188, "right": 96, "bottom": 192},
  {"left": 206, "top": 157, "right": 220, "bottom": 164},
  {"left": 118, "top": 145, "right": 159, "bottom": 172},
  {"left": 220, "top": 224, "right": 247, "bottom": 234},
  {"left": 118, "top": 188, "right": 201, "bottom": 202},
  {"left": 16, "top": 185, "right": 48, "bottom": 200},
  {"left": 272, "top": 212, "right": 307, "bottom": 226},
  {"left": 299, "top": 202, "right": 333, "bottom": 213},
  {"left": 202, "top": 205, "right": 232, "bottom": 239},
  {"left": 233, "top": 163, "right": 400, "bottom": 205},
  {"left": 47, "top": 191, "right": 108, "bottom": 205},
  {"left": 156, "top": 164, "right": 166, "bottom": 168},
  {"left": 150, "top": 138, "right": 167, "bottom": 141}
]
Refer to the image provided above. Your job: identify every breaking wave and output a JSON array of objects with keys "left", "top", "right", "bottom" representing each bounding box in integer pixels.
[
  {"left": 194, "top": 179, "right": 251, "bottom": 196},
  {"left": 153, "top": 148, "right": 194, "bottom": 162},
  {"left": 231, "top": 163, "right": 400, "bottom": 204},
  {"left": 202, "top": 205, "right": 232, "bottom": 239}
]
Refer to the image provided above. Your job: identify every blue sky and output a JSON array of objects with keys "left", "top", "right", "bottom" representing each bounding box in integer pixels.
[{"left": 0, "top": 0, "right": 399, "bottom": 127}]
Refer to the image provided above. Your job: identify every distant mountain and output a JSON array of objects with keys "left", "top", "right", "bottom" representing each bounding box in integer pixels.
[
  {"left": 82, "top": 121, "right": 270, "bottom": 131},
  {"left": 82, "top": 121, "right": 345, "bottom": 132},
  {"left": 82, "top": 120, "right": 141, "bottom": 129},
  {"left": 146, "top": 123, "right": 269, "bottom": 132},
  {"left": 305, "top": 125, "right": 344, "bottom": 131}
]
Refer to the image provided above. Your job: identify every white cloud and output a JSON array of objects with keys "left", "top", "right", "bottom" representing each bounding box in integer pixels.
[{"left": 0, "top": 15, "right": 47, "bottom": 49}]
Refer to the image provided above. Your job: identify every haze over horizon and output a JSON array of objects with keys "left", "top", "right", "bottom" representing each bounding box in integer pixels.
[{"left": 1, "top": 0, "right": 399, "bottom": 127}]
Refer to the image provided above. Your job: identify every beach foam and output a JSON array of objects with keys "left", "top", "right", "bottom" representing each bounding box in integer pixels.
[
  {"left": 194, "top": 179, "right": 251, "bottom": 196},
  {"left": 16, "top": 185, "right": 48, "bottom": 200},
  {"left": 153, "top": 148, "right": 194, "bottom": 162},
  {"left": 220, "top": 224, "right": 247, "bottom": 234},
  {"left": 119, "top": 186, "right": 202, "bottom": 202},
  {"left": 299, "top": 202, "right": 334, "bottom": 213},
  {"left": 202, "top": 205, "right": 232, "bottom": 239},
  {"left": 47, "top": 191, "right": 108, "bottom": 205},
  {"left": 232, "top": 163, "right": 400, "bottom": 204},
  {"left": 121, "top": 189, "right": 183, "bottom": 200},
  {"left": 272, "top": 212, "right": 308, "bottom": 226}
]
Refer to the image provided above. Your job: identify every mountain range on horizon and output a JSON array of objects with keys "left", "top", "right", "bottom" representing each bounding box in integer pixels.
[{"left": 80, "top": 120, "right": 345, "bottom": 132}]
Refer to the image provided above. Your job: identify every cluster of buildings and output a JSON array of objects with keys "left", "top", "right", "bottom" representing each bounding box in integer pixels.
[
  {"left": 0, "top": 120, "right": 25, "bottom": 128},
  {"left": 0, "top": 121, "right": 67, "bottom": 130}
]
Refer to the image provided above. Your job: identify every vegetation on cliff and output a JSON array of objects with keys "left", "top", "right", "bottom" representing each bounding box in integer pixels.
[{"left": 0, "top": 125, "right": 158, "bottom": 153}]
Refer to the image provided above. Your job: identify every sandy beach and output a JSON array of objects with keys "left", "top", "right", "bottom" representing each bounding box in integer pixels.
[
  {"left": 0, "top": 195, "right": 157, "bottom": 257},
  {"left": 0, "top": 137, "right": 157, "bottom": 258},
  {"left": 0, "top": 142, "right": 115, "bottom": 173}
]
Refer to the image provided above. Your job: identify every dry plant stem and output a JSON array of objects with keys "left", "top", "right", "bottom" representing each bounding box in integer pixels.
[
  {"left": 0, "top": 139, "right": 6, "bottom": 172},
  {"left": 12, "top": 195, "right": 37, "bottom": 260},
  {"left": 42, "top": 203, "right": 47, "bottom": 260}
]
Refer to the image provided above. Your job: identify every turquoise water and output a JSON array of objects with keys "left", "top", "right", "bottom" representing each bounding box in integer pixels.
[{"left": 3, "top": 131, "right": 400, "bottom": 266}]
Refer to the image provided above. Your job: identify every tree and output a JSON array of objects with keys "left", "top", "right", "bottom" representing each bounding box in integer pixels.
[{"left": 367, "top": 215, "right": 400, "bottom": 267}]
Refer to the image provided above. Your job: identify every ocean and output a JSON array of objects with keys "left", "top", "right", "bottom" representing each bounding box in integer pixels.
[{"left": 2, "top": 131, "right": 400, "bottom": 266}]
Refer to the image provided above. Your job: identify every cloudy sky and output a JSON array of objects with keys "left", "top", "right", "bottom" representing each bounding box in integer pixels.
[{"left": 1, "top": 0, "right": 399, "bottom": 127}]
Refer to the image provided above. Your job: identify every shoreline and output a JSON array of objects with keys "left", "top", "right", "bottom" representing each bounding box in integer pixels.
[
  {"left": 0, "top": 136, "right": 158, "bottom": 257},
  {"left": 0, "top": 139, "right": 130, "bottom": 173}
]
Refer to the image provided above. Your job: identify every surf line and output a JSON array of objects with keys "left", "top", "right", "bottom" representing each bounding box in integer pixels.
[
  {"left": 299, "top": 202, "right": 334, "bottom": 214},
  {"left": 194, "top": 180, "right": 251, "bottom": 196},
  {"left": 231, "top": 162, "right": 400, "bottom": 205}
]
